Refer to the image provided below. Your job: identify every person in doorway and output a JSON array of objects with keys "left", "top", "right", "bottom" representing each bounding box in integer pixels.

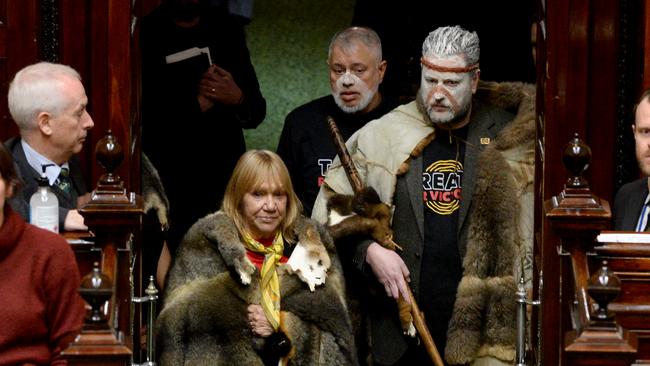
[{"left": 140, "top": 0, "right": 266, "bottom": 260}]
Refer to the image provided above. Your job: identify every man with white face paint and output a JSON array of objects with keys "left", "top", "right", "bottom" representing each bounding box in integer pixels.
[
  {"left": 614, "top": 89, "right": 650, "bottom": 230},
  {"left": 313, "top": 25, "right": 536, "bottom": 365},
  {"left": 277, "top": 26, "right": 398, "bottom": 216}
]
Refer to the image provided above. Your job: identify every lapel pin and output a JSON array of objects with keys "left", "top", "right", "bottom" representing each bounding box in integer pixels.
[{"left": 480, "top": 137, "right": 491, "bottom": 145}]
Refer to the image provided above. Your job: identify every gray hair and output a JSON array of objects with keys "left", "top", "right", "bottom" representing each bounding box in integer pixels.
[
  {"left": 422, "top": 25, "right": 480, "bottom": 67},
  {"left": 328, "top": 26, "right": 383, "bottom": 63},
  {"left": 8, "top": 62, "right": 82, "bottom": 132}
]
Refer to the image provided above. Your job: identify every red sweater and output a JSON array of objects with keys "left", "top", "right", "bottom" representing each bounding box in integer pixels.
[{"left": 0, "top": 206, "right": 85, "bottom": 365}]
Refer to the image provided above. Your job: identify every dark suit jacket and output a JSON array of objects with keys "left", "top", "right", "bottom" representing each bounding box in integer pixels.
[
  {"left": 352, "top": 99, "right": 513, "bottom": 364},
  {"left": 613, "top": 177, "right": 649, "bottom": 231},
  {"left": 4, "top": 137, "right": 88, "bottom": 229}
]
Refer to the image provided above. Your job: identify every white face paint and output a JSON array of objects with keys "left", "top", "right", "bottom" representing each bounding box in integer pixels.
[
  {"left": 332, "top": 71, "right": 376, "bottom": 113},
  {"left": 418, "top": 54, "right": 478, "bottom": 127},
  {"left": 328, "top": 41, "right": 385, "bottom": 114}
]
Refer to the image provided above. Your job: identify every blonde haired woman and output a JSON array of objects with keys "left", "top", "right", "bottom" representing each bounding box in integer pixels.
[{"left": 157, "top": 150, "right": 357, "bottom": 365}]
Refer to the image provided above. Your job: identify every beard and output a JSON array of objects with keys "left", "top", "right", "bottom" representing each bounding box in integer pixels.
[
  {"left": 636, "top": 149, "right": 650, "bottom": 176},
  {"left": 332, "top": 75, "right": 377, "bottom": 114},
  {"left": 416, "top": 88, "right": 472, "bottom": 127}
]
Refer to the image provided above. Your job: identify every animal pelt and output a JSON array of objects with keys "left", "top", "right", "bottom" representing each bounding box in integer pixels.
[
  {"left": 444, "top": 82, "right": 536, "bottom": 365},
  {"left": 396, "top": 80, "right": 534, "bottom": 177},
  {"left": 157, "top": 211, "right": 358, "bottom": 366},
  {"left": 324, "top": 187, "right": 413, "bottom": 336},
  {"left": 141, "top": 152, "right": 170, "bottom": 230},
  {"left": 325, "top": 187, "right": 395, "bottom": 250}
]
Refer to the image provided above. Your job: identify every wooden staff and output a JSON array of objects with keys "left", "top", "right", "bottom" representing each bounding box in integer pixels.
[{"left": 326, "top": 116, "right": 445, "bottom": 366}]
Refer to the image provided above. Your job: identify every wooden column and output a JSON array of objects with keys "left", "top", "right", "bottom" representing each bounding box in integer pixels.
[
  {"left": 564, "top": 259, "right": 637, "bottom": 366},
  {"left": 62, "top": 131, "right": 144, "bottom": 366},
  {"left": 545, "top": 134, "right": 637, "bottom": 365}
]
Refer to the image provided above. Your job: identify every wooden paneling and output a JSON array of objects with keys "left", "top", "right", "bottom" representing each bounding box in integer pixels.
[
  {"left": 587, "top": 1, "right": 619, "bottom": 201},
  {"left": 55, "top": 0, "right": 135, "bottom": 192},
  {"left": 536, "top": 0, "right": 637, "bottom": 365},
  {"left": 0, "top": 0, "right": 37, "bottom": 140},
  {"left": 0, "top": 0, "right": 136, "bottom": 194},
  {"left": 645, "top": 0, "right": 650, "bottom": 90}
]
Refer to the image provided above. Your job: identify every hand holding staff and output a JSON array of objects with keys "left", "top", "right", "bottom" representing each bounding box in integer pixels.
[{"left": 325, "top": 116, "right": 445, "bottom": 366}]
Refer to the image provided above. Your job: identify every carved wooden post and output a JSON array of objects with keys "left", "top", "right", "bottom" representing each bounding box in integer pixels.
[
  {"left": 545, "top": 133, "right": 635, "bottom": 365},
  {"left": 564, "top": 261, "right": 637, "bottom": 365},
  {"left": 62, "top": 130, "right": 144, "bottom": 365}
]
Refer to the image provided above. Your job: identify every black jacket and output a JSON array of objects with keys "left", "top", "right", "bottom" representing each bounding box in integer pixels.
[
  {"left": 277, "top": 95, "right": 398, "bottom": 216},
  {"left": 4, "top": 137, "right": 88, "bottom": 230},
  {"left": 140, "top": 6, "right": 266, "bottom": 250},
  {"left": 613, "top": 177, "right": 649, "bottom": 230}
]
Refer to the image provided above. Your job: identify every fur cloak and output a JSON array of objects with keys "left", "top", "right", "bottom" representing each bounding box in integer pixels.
[
  {"left": 312, "top": 81, "right": 535, "bottom": 365},
  {"left": 156, "top": 211, "right": 358, "bottom": 366},
  {"left": 444, "top": 82, "right": 536, "bottom": 364}
]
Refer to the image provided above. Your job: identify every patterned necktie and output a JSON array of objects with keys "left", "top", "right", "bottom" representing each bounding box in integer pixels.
[{"left": 55, "top": 167, "right": 72, "bottom": 195}]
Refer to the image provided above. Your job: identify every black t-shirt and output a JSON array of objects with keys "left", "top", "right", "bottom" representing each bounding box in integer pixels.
[
  {"left": 419, "top": 124, "right": 468, "bottom": 355},
  {"left": 277, "top": 95, "right": 399, "bottom": 216}
]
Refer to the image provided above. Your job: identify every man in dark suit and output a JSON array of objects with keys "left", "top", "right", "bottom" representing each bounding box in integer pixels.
[
  {"left": 613, "top": 89, "right": 650, "bottom": 231},
  {"left": 5, "top": 62, "right": 94, "bottom": 231}
]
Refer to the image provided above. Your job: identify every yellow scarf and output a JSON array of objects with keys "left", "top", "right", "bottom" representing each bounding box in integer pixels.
[{"left": 242, "top": 231, "right": 284, "bottom": 331}]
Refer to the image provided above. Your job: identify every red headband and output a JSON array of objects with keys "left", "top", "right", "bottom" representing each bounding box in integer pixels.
[{"left": 420, "top": 57, "right": 480, "bottom": 73}]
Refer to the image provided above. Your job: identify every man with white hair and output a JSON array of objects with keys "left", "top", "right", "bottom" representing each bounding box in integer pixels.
[
  {"left": 277, "top": 26, "right": 398, "bottom": 216},
  {"left": 313, "top": 25, "right": 536, "bottom": 365},
  {"left": 5, "top": 62, "right": 94, "bottom": 231}
]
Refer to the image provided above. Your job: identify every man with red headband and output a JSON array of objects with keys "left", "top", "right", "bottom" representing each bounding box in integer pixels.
[{"left": 313, "top": 25, "right": 536, "bottom": 365}]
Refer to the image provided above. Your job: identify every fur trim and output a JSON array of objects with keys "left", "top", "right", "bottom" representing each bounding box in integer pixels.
[
  {"left": 142, "top": 153, "right": 170, "bottom": 230},
  {"left": 444, "top": 275, "right": 487, "bottom": 364},
  {"left": 398, "top": 81, "right": 534, "bottom": 177},
  {"left": 396, "top": 132, "right": 435, "bottom": 176},
  {"left": 201, "top": 212, "right": 334, "bottom": 289},
  {"left": 445, "top": 82, "right": 535, "bottom": 364},
  {"left": 285, "top": 223, "right": 332, "bottom": 291},
  {"left": 476, "top": 81, "right": 535, "bottom": 116},
  {"left": 475, "top": 344, "right": 516, "bottom": 363}
]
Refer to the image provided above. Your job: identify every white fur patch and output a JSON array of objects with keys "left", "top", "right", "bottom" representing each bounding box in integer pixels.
[
  {"left": 406, "top": 322, "right": 416, "bottom": 337},
  {"left": 286, "top": 243, "right": 328, "bottom": 292},
  {"left": 328, "top": 210, "right": 354, "bottom": 226},
  {"left": 144, "top": 193, "right": 169, "bottom": 230},
  {"left": 239, "top": 271, "right": 252, "bottom": 285}
]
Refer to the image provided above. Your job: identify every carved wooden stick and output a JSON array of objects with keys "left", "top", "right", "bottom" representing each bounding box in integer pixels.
[
  {"left": 326, "top": 116, "right": 444, "bottom": 366},
  {"left": 326, "top": 117, "right": 364, "bottom": 195}
]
